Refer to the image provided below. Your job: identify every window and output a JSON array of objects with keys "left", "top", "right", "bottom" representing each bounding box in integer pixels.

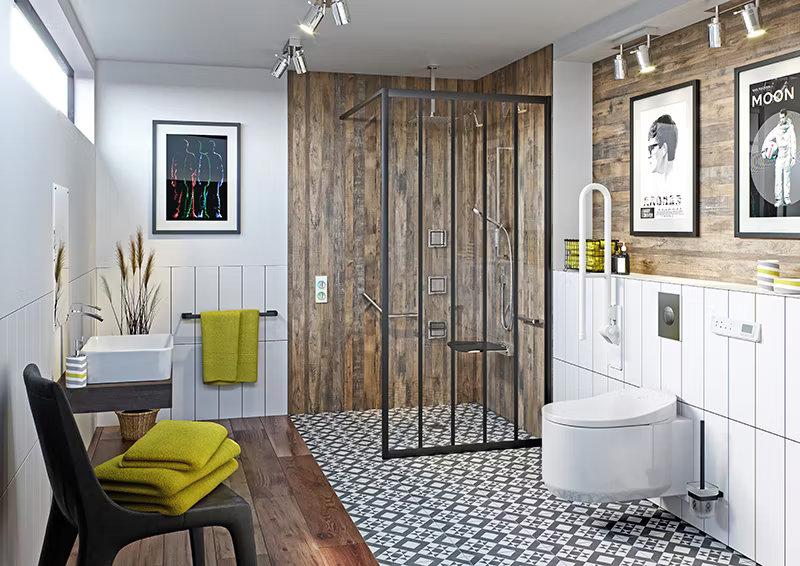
[{"left": 10, "top": 0, "right": 74, "bottom": 120}]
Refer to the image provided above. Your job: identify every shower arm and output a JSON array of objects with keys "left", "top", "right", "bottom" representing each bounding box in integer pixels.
[{"left": 578, "top": 183, "right": 612, "bottom": 341}]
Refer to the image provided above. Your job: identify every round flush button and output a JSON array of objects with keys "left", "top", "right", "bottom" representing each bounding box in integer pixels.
[{"left": 663, "top": 306, "right": 675, "bottom": 326}]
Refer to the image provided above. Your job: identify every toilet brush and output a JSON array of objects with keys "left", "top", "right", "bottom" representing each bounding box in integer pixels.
[{"left": 687, "top": 420, "right": 723, "bottom": 519}]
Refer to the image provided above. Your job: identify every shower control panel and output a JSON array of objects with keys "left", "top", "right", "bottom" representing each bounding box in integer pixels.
[{"left": 710, "top": 316, "right": 761, "bottom": 343}]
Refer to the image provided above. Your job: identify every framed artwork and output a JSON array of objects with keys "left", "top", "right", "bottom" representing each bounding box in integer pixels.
[
  {"left": 630, "top": 80, "right": 699, "bottom": 236},
  {"left": 152, "top": 120, "right": 241, "bottom": 234},
  {"left": 735, "top": 50, "right": 800, "bottom": 238}
]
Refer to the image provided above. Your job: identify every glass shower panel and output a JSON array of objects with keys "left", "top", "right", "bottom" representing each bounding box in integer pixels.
[
  {"left": 452, "top": 99, "right": 485, "bottom": 445},
  {"left": 420, "top": 98, "right": 453, "bottom": 447},
  {"left": 485, "top": 100, "right": 517, "bottom": 443},
  {"left": 516, "top": 101, "right": 547, "bottom": 438},
  {"left": 387, "top": 96, "right": 420, "bottom": 452}
]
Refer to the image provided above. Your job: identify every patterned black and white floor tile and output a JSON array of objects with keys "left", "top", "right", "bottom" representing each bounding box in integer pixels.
[{"left": 292, "top": 405, "right": 755, "bottom": 566}]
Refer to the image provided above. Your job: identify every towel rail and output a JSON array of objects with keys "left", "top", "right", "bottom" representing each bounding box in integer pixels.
[{"left": 181, "top": 311, "right": 278, "bottom": 320}]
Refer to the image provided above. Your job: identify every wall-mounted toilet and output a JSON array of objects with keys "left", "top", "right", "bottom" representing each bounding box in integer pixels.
[{"left": 542, "top": 388, "right": 692, "bottom": 503}]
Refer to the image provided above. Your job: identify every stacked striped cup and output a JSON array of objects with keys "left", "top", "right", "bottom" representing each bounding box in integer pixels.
[{"left": 756, "top": 260, "right": 780, "bottom": 292}]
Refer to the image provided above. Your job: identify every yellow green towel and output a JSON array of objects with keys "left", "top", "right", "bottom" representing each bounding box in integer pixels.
[
  {"left": 96, "top": 438, "right": 240, "bottom": 497},
  {"left": 201, "top": 309, "right": 260, "bottom": 385},
  {"left": 120, "top": 420, "right": 229, "bottom": 471},
  {"left": 237, "top": 309, "right": 259, "bottom": 383},
  {"left": 106, "top": 459, "right": 238, "bottom": 515},
  {"left": 201, "top": 310, "right": 241, "bottom": 384}
]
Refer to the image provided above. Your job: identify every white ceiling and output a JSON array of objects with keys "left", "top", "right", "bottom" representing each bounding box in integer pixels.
[{"left": 67, "top": 0, "right": 649, "bottom": 79}]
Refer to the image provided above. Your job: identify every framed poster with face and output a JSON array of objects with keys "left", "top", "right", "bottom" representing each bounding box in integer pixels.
[
  {"left": 735, "top": 50, "right": 800, "bottom": 238},
  {"left": 629, "top": 80, "right": 699, "bottom": 236},
  {"left": 152, "top": 120, "right": 241, "bottom": 234}
]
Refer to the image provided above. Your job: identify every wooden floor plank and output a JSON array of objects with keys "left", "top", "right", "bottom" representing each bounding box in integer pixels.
[
  {"left": 253, "top": 496, "right": 328, "bottom": 566},
  {"left": 320, "top": 543, "right": 379, "bottom": 566},
  {"left": 230, "top": 417, "right": 291, "bottom": 500},
  {"left": 280, "top": 455, "right": 362, "bottom": 548},
  {"left": 262, "top": 415, "right": 311, "bottom": 458},
  {"left": 163, "top": 531, "right": 192, "bottom": 566},
  {"left": 139, "top": 535, "right": 165, "bottom": 566}
]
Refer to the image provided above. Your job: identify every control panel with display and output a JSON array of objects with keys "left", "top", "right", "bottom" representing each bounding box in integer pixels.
[{"left": 710, "top": 316, "right": 761, "bottom": 342}]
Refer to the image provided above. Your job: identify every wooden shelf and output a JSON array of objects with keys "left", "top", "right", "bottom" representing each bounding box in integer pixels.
[{"left": 57, "top": 375, "right": 172, "bottom": 414}]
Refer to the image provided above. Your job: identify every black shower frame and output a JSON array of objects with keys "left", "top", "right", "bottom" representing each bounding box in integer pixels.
[{"left": 341, "top": 88, "right": 552, "bottom": 459}]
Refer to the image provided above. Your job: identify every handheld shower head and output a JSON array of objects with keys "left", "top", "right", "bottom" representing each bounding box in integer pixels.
[{"left": 472, "top": 206, "right": 503, "bottom": 229}]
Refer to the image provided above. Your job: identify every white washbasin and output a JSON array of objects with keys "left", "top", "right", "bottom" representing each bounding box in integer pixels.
[{"left": 81, "top": 334, "right": 173, "bottom": 384}]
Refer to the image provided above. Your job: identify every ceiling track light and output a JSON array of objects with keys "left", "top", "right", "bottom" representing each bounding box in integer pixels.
[
  {"left": 300, "top": 0, "right": 325, "bottom": 35},
  {"left": 614, "top": 44, "right": 627, "bottom": 80},
  {"left": 739, "top": 1, "right": 765, "bottom": 38},
  {"left": 630, "top": 34, "right": 655, "bottom": 74},
  {"left": 708, "top": 5, "right": 722, "bottom": 48},
  {"left": 272, "top": 39, "right": 307, "bottom": 78}
]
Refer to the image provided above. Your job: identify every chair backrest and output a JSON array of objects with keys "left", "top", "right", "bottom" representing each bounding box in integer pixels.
[{"left": 23, "top": 363, "right": 109, "bottom": 526}]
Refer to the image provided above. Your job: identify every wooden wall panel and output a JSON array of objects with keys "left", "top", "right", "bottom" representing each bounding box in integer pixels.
[
  {"left": 289, "top": 44, "right": 552, "bottom": 416},
  {"left": 593, "top": 0, "right": 800, "bottom": 284}
]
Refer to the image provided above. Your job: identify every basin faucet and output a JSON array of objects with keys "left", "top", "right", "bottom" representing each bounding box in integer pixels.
[{"left": 69, "top": 304, "right": 103, "bottom": 354}]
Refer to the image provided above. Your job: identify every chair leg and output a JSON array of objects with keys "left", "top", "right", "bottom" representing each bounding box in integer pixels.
[
  {"left": 38, "top": 499, "right": 77, "bottom": 566},
  {"left": 76, "top": 532, "right": 118, "bottom": 566},
  {"left": 226, "top": 510, "right": 257, "bottom": 566},
  {"left": 189, "top": 527, "right": 205, "bottom": 566}
]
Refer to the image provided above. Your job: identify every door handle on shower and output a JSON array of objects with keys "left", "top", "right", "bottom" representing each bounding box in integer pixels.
[
  {"left": 519, "top": 316, "right": 544, "bottom": 328},
  {"left": 362, "top": 292, "right": 417, "bottom": 319}
]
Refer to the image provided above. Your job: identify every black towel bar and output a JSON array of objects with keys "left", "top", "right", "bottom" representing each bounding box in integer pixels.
[{"left": 181, "top": 310, "right": 278, "bottom": 320}]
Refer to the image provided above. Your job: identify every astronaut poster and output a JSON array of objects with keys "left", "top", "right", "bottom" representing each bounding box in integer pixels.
[
  {"left": 736, "top": 51, "right": 800, "bottom": 238},
  {"left": 630, "top": 81, "right": 699, "bottom": 236}
]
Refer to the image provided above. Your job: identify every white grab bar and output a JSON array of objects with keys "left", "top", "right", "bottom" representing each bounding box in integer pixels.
[{"left": 578, "top": 183, "right": 612, "bottom": 340}]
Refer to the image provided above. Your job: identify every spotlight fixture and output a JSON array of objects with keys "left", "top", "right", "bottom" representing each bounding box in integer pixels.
[
  {"left": 271, "top": 39, "right": 307, "bottom": 78},
  {"left": 300, "top": 1, "right": 325, "bottom": 35},
  {"left": 614, "top": 44, "right": 627, "bottom": 80},
  {"left": 271, "top": 52, "right": 291, "bottom": 78},
  {"left": 740, "top": 1, "right": 765, "bottom": 38},
  {"left": 331, "top": 0, "right": 351, "bottom": 26},
  {"left": 708, "top": 5, "right": 722, "bottom": 48},
  {"left": 631, "top": 34, "right": 655, "bottom": 74},
  {"left": 293, "top": 46, "right": 308, "bottom": 74}
]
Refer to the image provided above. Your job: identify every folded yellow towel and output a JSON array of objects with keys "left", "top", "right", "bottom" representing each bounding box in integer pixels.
[
  {"left": 201, "top": 309, "right": 260, "bottom": 385},
  {"left": 106, "top": 459, "right": 238, "bottom": 515},
  {"left": 201, "top": 310, "right": 241, "bottom": 384},
  {"left": 96, "top": 438, "right": 240, "bottom": 497},
  {"left": 237, "top": 309, "right": 259, "bottom": 383},
  {"left": 120, "top": 420, "right": 229, "bottom": 471}
]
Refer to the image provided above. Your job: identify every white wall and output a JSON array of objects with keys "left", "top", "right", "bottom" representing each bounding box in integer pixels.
[
  {"left": 551, "top": 61, "right": 592, "bottom": 269},
  {"left": 0, "top": 0, "right": 96, "bottom": 561},
  {"left": 93, "top": 61, "right": 289, "bottom": 424},
  {"left": 95, "top": 60, "right": 287, "bottom": 268},
  {"left": 552, "top": 270, "right": 799, "bottom": 566}
]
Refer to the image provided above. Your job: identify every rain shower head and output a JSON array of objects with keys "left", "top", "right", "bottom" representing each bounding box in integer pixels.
[{"left": 472, "top": 207, "right": 503, "bottom": 229}]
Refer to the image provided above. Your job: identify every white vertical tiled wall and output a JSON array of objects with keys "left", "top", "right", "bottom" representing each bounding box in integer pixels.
[
  {"left": 552, "top": 271, "right": 799, "bottom": 566},
  {"left": 96, "top": 264, "right": 289, "bottom": 426}
]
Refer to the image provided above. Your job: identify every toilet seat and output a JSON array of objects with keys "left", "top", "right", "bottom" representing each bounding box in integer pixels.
[{"left": 543, "top": 389, "right": 676, "bottom": 429}]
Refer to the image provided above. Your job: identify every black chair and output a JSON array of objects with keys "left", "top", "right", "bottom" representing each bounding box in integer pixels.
[{"left": 23, "top": 363, "right": 257, "bottom": 566}]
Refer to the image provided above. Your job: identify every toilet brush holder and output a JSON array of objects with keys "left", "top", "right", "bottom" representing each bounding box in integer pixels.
[
  {"left": 687, "top": 481, "right": 723, "bottom": 519},
  {"left": 686, "top": 419, "right": 723, "bottom": 519}
]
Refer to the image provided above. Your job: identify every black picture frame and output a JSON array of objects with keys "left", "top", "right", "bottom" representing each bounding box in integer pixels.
[
  {"left": 734, "top": 49, "right": 800, "bottom": 239},
  {"left": 629, "top": 80, "right": 700, "bottom": 237},
  {"left": 152, "top": 120, "right": 241, "bottom": 235}
]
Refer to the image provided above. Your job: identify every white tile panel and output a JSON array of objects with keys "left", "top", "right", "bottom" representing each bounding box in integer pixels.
[
  {"left": 729, "top": 292, "right": 755, "bottom": 426},
  {"left": 755, "top": 430, "right": 784, "bottom": 566},
  {"left": 787, "top": 298, "right": 800, "bottom": 442},
  {"left": 728, "top": 420, "right": 755, "bottom": 558},
  {"left": 681, "top": 285, "right": 704, "bottom": 408},
  {"left": 642, "top": 281, "right": 661, "bottom": 391},
  {"left": 704, "top": 289, "right": 729, "bottom": 418},
  {"left": 623, "top": 278, "right": 642, "bottom": 387},
  {"left": 755, "top": 294, "right": 785, "bottom": 437}
]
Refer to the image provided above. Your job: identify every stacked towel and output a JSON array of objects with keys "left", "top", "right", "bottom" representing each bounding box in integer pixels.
[
  {"left": 95, "top": 420, "right": 240, "bottom": 515},
  {"left": 200, "top": 310, "right": 260, "bottom": 385}
]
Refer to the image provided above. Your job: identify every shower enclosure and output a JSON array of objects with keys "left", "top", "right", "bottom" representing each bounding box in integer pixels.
[{"left": 341, "top": 88, "right": 551, "bottom": 458}]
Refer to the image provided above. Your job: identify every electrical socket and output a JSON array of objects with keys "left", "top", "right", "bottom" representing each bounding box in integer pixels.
[{"left": 315, "top": 276, "right": 328, "bottom": 304}]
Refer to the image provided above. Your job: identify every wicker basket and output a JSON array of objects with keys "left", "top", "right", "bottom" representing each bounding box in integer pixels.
[
  {"left": 564, "top": 239, "right": 620, "bottom": 272},
  {"left": 116, "top": 409, "right": 160, "bottom": 441}
]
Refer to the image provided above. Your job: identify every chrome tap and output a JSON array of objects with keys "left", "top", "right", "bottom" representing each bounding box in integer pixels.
[{"left": 68, "top": 304, "right": 103, "bottom": 354}]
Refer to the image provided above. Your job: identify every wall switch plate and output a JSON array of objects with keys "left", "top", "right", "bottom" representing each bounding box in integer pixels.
[
  {"left": 428, "top": 230, "right": 447, "bottom": 248},
  {"left": 710, "top": 316, "right": 761, "bottom": 342},
  {"left": 315, "top": 276, "right": 328, "bottom": 304}
]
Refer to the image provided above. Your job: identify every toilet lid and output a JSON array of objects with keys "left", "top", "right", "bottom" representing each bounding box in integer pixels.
[{"left": 543, "top": 389, "right": 676, "bottom": 428}]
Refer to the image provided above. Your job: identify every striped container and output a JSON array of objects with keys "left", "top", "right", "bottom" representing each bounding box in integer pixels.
[
  {"left": 756, "top": 260, "right": 780, "bottom": 291},
  {"left": 773, "top": 277, "right": 800, "bottom": 295}
]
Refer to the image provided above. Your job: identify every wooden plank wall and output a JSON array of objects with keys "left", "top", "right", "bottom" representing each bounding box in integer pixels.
[
  {"left": 288, "top": 45, "right": 552, "bottom": 417},
  {"left": 593, "top": 0, "right": 800, "bottom": 284}
]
